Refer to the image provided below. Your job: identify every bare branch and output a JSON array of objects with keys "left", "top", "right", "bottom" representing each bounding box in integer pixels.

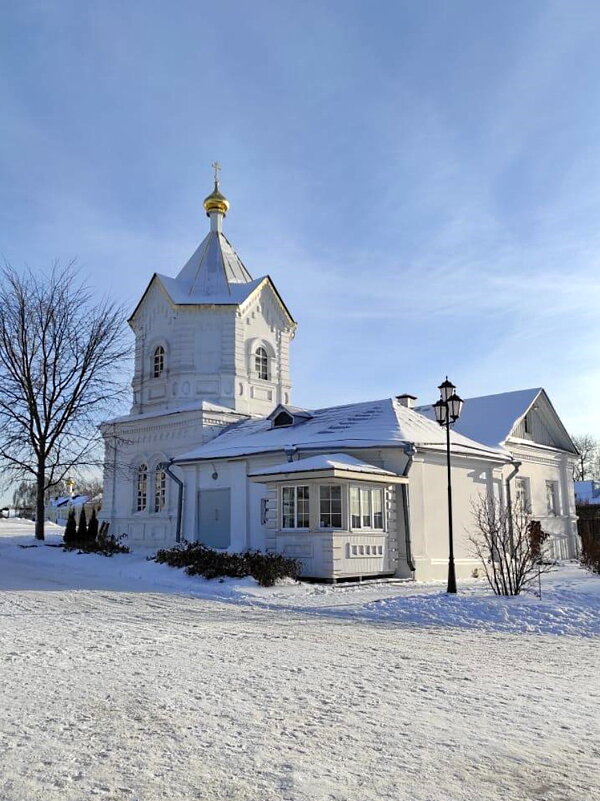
[
  {"left": 469, "top": 495, "right": 554, "bottom": 596},
  {"left": 0, "top": 261, "right": 132, "bottom": 538}
]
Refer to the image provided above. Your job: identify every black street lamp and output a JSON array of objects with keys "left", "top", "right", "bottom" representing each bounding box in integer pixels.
[{"left": 433, "top": 377, "right": 464, "bottom": 594}]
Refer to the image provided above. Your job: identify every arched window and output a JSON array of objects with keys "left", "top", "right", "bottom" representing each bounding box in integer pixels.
[
  {"left": 255, "top": 346, "right": 268, "bottom": 380},
  {"left": 154, "top": 468, "right": 166, "bottom": 512},
  {"left": 136, "top": 464, "right": 148, "bottom": 512},
  {"left": 153, "top": 346, "right": 165, "bottom": 378}
]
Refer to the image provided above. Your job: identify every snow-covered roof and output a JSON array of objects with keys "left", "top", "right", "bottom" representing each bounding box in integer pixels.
[
  {"left": 48, "top": 494, "right": 91, "bottom": 508},
  {"left": 103, "top": 399, "right": 243, "bottom": 426},
  {"left": 574, "top": 481, "right": 600, "bottom": 504},
  {"left": 175, "top": 397, "right": 509, "bottom": 463},
  {"left": 156, "top": 273, "right": 264, "bottom": 306},
  {"left": 418, "top": 388, "right": 542, "bottom": 448},
  {"left": 249, "top": 453, "right": 399, "bottom": 478},
  {"left": 175, "top": 230, "right": 253, "bottom": 296},
  {"left": 129, "top": 222, "right": 296, "bottom": 326},
  {"left": 419, "top": 387, "right": 577, "bottom": 453}
]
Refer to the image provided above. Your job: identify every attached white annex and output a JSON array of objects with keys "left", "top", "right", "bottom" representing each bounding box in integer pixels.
[{"left": 100, "top": 174, "right": 579, "bottom": 580}]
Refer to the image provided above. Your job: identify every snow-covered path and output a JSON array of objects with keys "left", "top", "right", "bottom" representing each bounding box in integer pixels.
[{"left": 0, "top": 522, "right": 599, "bottom": 800}]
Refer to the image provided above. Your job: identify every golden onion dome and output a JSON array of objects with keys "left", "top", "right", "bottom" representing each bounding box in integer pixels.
[{"left": 203, "top": 182, "right": 230, "bottom": 216}]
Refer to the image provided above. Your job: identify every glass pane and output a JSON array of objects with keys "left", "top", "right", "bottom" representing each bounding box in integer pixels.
[
  {"left": 360, "top": 488, "right": 371, "bottom": 527},
  {"left": 298, "top": 498, "right": 309, "bottom": 528},
  {"left": 331, "top": 513, "right": 342, "bottom": 529},
  {"left": 282, "top": 487, "right": 295, "bottom": 528},
  {"left": 372, "top": 489, "right": 383, "bottom": 528},
  {"left": 350, "top": 487, "right": 360, "bottom": 528}
]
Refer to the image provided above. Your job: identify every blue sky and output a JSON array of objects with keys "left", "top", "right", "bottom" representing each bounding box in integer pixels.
[{"left": 2, "top": 0, "right": 600, "bottom": 435}]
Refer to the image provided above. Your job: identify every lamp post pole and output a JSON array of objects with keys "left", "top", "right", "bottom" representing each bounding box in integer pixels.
[
  {"left": 433, "top": 378, "right": 464, "bottom": 595},
  {"left": 445, "top": 409, "right": 457, "bottom": 594}
]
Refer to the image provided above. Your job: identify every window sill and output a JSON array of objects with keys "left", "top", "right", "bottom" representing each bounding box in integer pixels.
[{"left": 349, "top": 529, "right": 385, "bottom": 534}]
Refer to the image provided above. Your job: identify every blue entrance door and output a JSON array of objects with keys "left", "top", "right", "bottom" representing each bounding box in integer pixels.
[{"left": 197, "top": 489, "right": 231, "bottom": 549}]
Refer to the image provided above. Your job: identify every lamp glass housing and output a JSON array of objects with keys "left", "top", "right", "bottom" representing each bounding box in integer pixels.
[
  {"left": 448, "top": 393, "right": 464, "bottom": 421},
  {"left": 438, "top": 378, "right": 455, "bottom": 402},
  {"left": 433, "top": 399, "right": 448, "bottom": 426}
]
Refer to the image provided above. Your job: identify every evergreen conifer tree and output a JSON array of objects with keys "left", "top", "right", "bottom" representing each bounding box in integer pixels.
[
  {"left": 63, "top": 509, "right": 77, "bottom": 545},
  {"left": 87, "top": 508, "right": 99, "bottom": 544},
  {"left": 77, "top": 507, "right": 87, "bottom": 542}
]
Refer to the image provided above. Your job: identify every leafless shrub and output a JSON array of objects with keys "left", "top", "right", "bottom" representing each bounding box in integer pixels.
[{"left": 469, "top": 495, "right": 553, "bottom": 596}]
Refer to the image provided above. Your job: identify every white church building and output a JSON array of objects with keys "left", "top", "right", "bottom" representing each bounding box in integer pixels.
[{"left": 100, "top": 174, "right": 579, "bottom": 581}]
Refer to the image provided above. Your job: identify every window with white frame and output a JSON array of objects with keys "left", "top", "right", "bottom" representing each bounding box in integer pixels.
[
  {"left": 319, "top": 485, "right": 342, "bottom": 528},
  {"left": 546, "top": 481, "right": 559, "bottom": 515},
  {"left": 350, "top": 486, "right": 384, "bottom": 530},
  {"left": 514, "top": 477, "right": 530, "bottom": 512},
  {"left": 154, "top": 468, "right": 166, "bottom": 512},
  {"left": 136, "top": 464, "right": 148, "bottom": 512},
  {"left": 153, "top": 345, "right": 165, "bottom": 378},
  {"left": 255, "top": 346, "right": 269, "bottom": 380},
  {"left": 281, "top": 485, "right": 309, "bottom": 528}
]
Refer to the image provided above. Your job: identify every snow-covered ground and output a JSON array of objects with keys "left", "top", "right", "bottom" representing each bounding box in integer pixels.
[{"left": 0, "top": 519, "right": 599, "bottom": 800}]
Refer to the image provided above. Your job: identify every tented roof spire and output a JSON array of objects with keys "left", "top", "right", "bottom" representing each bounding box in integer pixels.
[{"left": 175, "top": 165, "right": 253, "bottom": 297}]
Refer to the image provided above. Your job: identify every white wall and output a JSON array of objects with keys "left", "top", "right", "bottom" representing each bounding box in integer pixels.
[
  {"left": 177, "top": 446, "right": 508, "bottom": 581},
  {"left": 129, "top": 280, "right": 294, "bottom": 419},
  {"left": 233, "top": 283, "right": 293, "bottom": 416},
  {"left": 504, "top": 441, "right": 578, "bottom": 559},
  {"left": 100, "top": 406, "right": 238, "bottom": 547}
]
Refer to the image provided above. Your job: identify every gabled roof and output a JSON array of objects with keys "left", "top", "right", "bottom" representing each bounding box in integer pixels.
[
  {"left": 267, "top": 404, "right": 314, "bottom": 422},
  {"left": 174, "top": 397, "right": 509, "bottom": 463},
  {"left": 128, "top": 219, "right": 296, "bottom": 326},
  {"left": 156, "top": 273, "right": 264, "bottom": 306},
  {"left": 417, "top": 388, "right": 577, "bottom": 453},
  {"left": 129, "top": 271, "right": 296, "bottom": 327}
]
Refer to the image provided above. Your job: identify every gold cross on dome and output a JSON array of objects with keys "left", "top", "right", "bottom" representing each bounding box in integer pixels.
[{"left": 212, "top": 161, "right": 221, "bottom": 185}]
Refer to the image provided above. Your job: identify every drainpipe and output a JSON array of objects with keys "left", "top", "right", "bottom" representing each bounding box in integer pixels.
[
  {"left": 401, "top": 443, "right": 417, "bottom": 575},
  {"left": 504, "top": 460, "right": 522, "bottom": 552},
  {"left": 159, "top": 460, "right": 184, "bottom": 543},
  {"left": 505, "top": 460, "right": 522, "bottom": 514}
]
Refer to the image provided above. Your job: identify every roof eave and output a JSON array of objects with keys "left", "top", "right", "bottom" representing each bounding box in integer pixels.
[
  {"left": 175, "top": 439, "right": 510, "bottom": 466},
  {"left": 249, "top": 467, "right": 407, "bottom": 484}
]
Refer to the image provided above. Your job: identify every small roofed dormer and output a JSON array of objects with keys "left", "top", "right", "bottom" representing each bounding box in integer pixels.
[
  {"left": 268, "top": 404, "right": 314, "bottom": 429},
  {"left": 272, "top": 410, "right": 294, "bottom": 428}
]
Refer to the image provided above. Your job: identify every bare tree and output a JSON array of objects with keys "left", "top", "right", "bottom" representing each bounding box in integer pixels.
[
  {"left": 469, "top": 495, "right": 553, "bottom": 596},
  {"left": 572, "top": 434, "right": 599, "bottom": 482},
  {"left": 0, "top": 263, "right": 130, "bottom": 539}
]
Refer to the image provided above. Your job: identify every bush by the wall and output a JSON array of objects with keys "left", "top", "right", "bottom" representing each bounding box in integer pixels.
[
  {"left": 154, "top": 542, "right": 302, "bottom": 587},
  {"left": 63, "top": 516, "right": 129, "bottom": 557},
  {"left": 87, "top": 508, "right": 99, "bottom": 542},
  {"left": 580, "top": 529, "right": 600, "bottom": 574},
  {"left": 63, "top": 509, "right": 77, "bottom": 545},
  {"left": 77, "top": 507, "right": 88, "bottom": 541}
]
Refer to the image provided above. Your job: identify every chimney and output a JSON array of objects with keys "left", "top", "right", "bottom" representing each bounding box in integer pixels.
[{"left": 396, "top": 394, "right": 417, "bottom": 409}]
